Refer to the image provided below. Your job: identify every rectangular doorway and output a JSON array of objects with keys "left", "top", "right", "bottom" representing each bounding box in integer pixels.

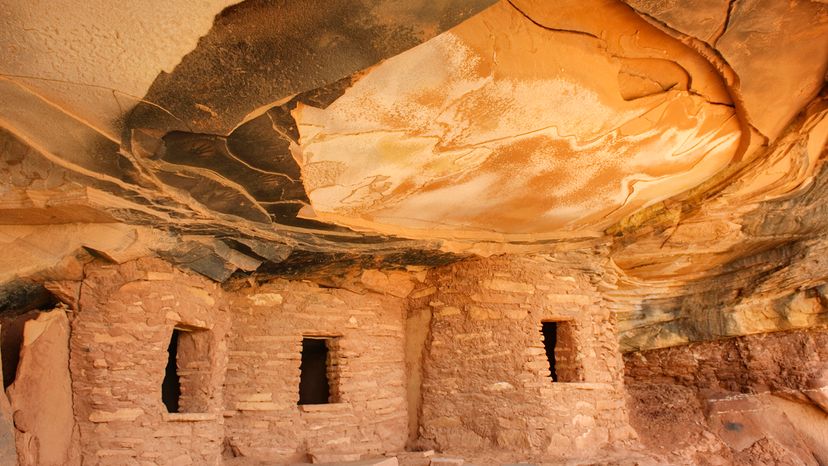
[
  {"left": 541, "top": 320, "right": 582, "bottom": 382},
  {"left": 299, "top": 337, "right": 340, "bottom": 405}
]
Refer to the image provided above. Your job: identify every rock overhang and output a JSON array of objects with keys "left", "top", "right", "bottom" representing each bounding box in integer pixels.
[
  {"left": 292, "top": 0, "right": 742, "bottom": 240},
  {"left": 0, "top": 0, "right": 826, "bottom": 351}
]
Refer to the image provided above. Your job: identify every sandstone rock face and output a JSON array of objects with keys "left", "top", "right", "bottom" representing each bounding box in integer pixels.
[
  {"left": 625, "top": 382, "right": 734, "bottom": 464},
  {"left": 805, "top": 363, "right": 828, "bottom": 413},
  {"left": 0, "top": 1, "right": 496, "bottom": 258},
  {"left": 0, "top": 0, "right": 827, "bottom": 464},
  {"left": 609, "top": 93, "right": 828, "bottom": 350},
  {"left": 0, "top": 326, "right": 17, "bottom": 465},
  {"left": 0, "top": 398, "right": 15, "bottom": 465},
  {"left": 0, "top": 0, "right": 823, "bottom": 303},
  {"left": 294, "top": 0, "right": 739, "bottom": 239},
  {"left": 625, "top": 328, "right": 828, "bottom": 465},
  {"left": 6, "top": 309, "right": 78, "bottom": 466},
  {"left": 0, "top": 0, "right": 237, "bottom": 141},
  {"left": 625, "top": 328, "right": 828, "bottom": 398},
  {"left": 628, "top": 0, "right": 828, "bottom": 142},
  {"left": 707, "top": 394, "right": 820, "bottom": 466},
  {"left": 0, "top": 0, "right": 824, "bottom": 349}
]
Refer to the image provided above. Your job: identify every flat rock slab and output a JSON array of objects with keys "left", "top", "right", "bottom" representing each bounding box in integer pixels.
[
  {"left": 309, "top": 457, "right": 399, "bottom": 466},
  {"left": 429, "top": 458, "right": 464, "bottom": 466},
  {"left": 7, "top": 309, "right": 79, "bottom": 465}
]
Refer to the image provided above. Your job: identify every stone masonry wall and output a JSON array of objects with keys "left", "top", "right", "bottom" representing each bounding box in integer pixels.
[
  {"left": 416, "top": 253, "right": 636, "bottom": 459},
  {"left": 223, "top": 278, "right": 410, "bottom": 463},
  {"left": 70, "top": 258, "right": 229, "bottom": 466},
  {"left": 57, "top": 257, "right": 413, "bottom": 465},
  {"left": 47, "top": 252, "right": 641, "bottom": 463}
]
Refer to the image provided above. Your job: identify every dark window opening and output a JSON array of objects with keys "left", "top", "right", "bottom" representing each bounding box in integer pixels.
[
  {"left": 541, "top": 321, "right": 559, "bottom": 382},
  {"left": 161, "top": 326, "right": 212, "bottom": 414},
  {"left": 299, "top": 337, "right": 339, "bottom": 405},
  {"left": 541, "top": 320, "right": 583, "bottom": 383},
  {"left": 162, "top": 329, "right": 182, "bottom": 413}
]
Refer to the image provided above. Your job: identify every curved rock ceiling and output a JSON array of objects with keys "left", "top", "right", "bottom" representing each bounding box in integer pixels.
[
  {"left": 0, "top": 0, "right": 238, "bottom": 140},
  {"left": 294, "top": 0, "right": 741, "bottom": 239},
  {"left": 0, "top": 0, "right": 827, "bottom": 350}
]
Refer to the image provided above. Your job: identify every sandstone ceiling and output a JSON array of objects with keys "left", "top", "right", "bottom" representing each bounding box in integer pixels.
[{"left": 1, "top": 0, "right": 827, "bottom": 350}]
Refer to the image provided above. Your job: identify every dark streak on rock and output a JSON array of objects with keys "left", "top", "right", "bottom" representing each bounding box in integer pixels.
[
  {"left": 0, "top": 280, "right": 58, "bottom": 316},
  {"left": 159, "top": 131, "right": 307, "bottom": 203},
  {"left": 713, "top": 0, "right": 738, "bottom": 47},
  {"left": 623, "top": 162, "right": 828, "bottom": 351},
  {"left": 154, "top": 170, "right": 272, "bottom": 223},
  {"left": 249, "top": 248, "right": 466, "bottom": 287},
  {"left": 2, "top": 1, "right": 499, "bottom": 282},
  {"left": 123, "top": 0, "right": 497, "bottom": 139},
  {"left": 506, "top": 0, "right": 601, "bottom": 40},
  {"left": 150, "top": 75, "right": 372, "bottom": 231}
]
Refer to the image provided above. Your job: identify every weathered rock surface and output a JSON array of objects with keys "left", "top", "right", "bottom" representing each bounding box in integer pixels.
[
  {"left": 610, "top": 92, "right": 828, "bottom": 351},
  {"left": 627, "top": 0, "right": 828, "bottom": 142},
  {"left": 0, "top": 3, "right": 820, "bottom": 354},
  {"left": 0, "top": 0, "right": 828, "bottom": 298},
  {"left": 6, "top": 309, "right": 78, "bottom": 466},
  {"left": 0, "top": 1, "right": 824, "bottom": 355},
  {"left": 625, "top": 327, "right": 828, "bottom": 465},
  {"left": 0, "top": 0, "right": 827, "bottom": 463},
  {"left": 294, "top": 0, "right": 739, "bottom": 239},
  {"left": 0, "top": 0, "right": 496, "bottom": 257},
  {"left": 0, "top": 326, "right": 17, "bottom": 465}
]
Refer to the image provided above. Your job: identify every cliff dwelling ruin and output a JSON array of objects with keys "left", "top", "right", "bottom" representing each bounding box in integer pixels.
[{"left": 0, "top": 0, "right": 827, "bottom": 465}]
